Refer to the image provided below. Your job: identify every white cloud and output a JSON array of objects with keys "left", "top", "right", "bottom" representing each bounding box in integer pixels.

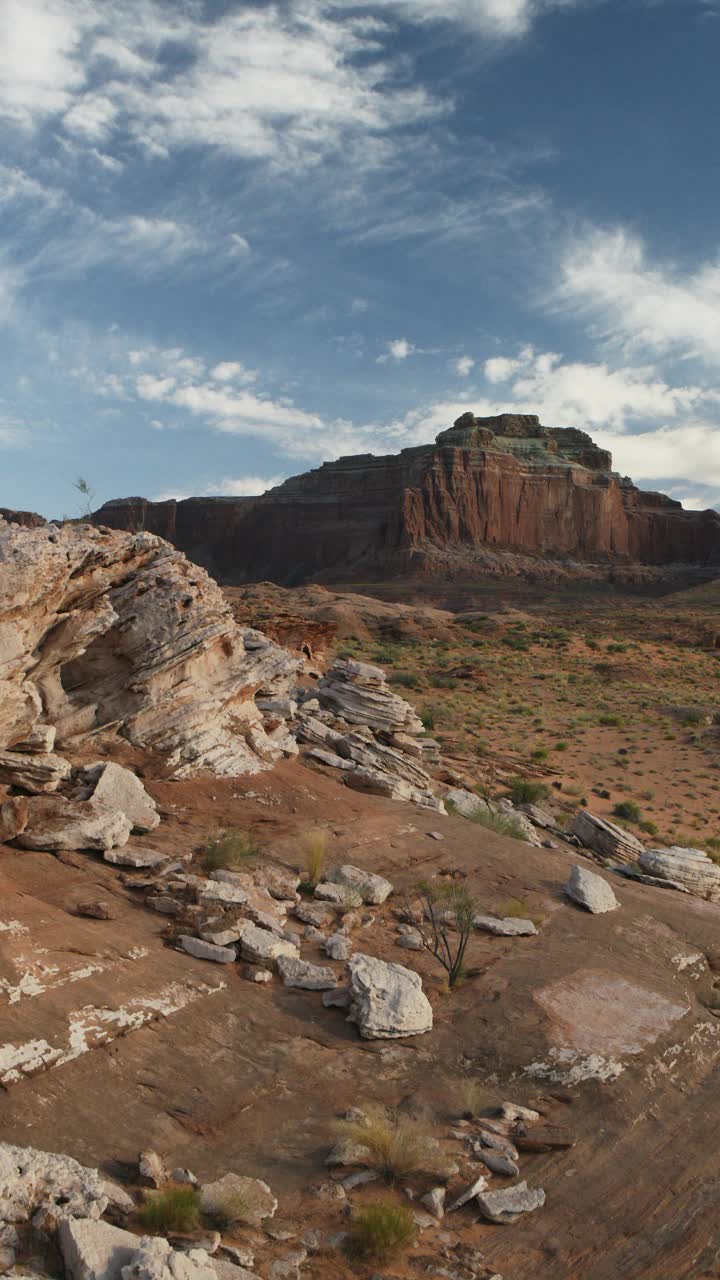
[
  {"left": 454, "top": 356, "right": 475, "bottom": 376},
  {"left": 155, "top": 474, "right": 286, "bottom": 501},
  {"left": 593, "top": 423, "right": 720, "bottom": 496},
  {"left": 63, "top": 92, "right": 117, "bottom": 140},
  {"left": 558, "top": 226, "right": 720, "bottom": 366},
  {"left": 210, "top": 361, "right": 256, "bottom": 384},
  {"left": 0, "top": 0, "right": 89, "bottom": 126},
  {"left": 329, "top": 0, "right": 587, "bottom": 38},
  {"left": 379, "top": 338, "right": 415, "bottom": 362},
  {"left": 229, "top": 234, "right": 251, "bottom": 255},
  {"left": 1, "top": 3, "right": 445, "bottom": 169},
  {"left": 478, "top": 345, "right": 708, "bottom": 429},
  {"left": 350, "top": 297, "right": 369, "bottom": 314}
]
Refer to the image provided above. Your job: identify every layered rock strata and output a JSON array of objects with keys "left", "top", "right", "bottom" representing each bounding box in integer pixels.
[
  {"left": 0, "top": 519, "right": 301, "bottom": 777},
  {"left": 91, "top": 413, "right": 720, "bottom": 583}
]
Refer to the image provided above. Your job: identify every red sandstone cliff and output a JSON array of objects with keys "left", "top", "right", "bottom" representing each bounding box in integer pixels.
[{"left": 92, "top": 413, "right": 720, "bottom": 584}]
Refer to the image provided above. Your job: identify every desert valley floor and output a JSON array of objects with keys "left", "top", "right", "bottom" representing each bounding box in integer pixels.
[{"left": 3, "top": 523, "right": 720, "bottom": 1280}]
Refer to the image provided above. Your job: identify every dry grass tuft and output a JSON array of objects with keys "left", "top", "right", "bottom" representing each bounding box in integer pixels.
[
  {"left": 348, "top": 1200, "right": 417, "bottom": 1260},
  {"left": 301, "top": 828, "right": 328, "bottom": 887},
  {"left": 138, "top": 1187, "right": 200, "bottom": 1233},
  {"left": 203, "top": 830, "right": 260, "bottom": 873},
  {"left": 334, "top": 1104, "right": 439, "bottom": 1183}
]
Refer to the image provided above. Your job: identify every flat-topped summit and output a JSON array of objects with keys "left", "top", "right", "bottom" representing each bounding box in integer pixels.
[{"left": 91, "top": 411, "right": 720, "bottom": 584}]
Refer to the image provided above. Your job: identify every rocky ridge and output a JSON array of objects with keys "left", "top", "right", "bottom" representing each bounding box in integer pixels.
[{"left": 92, "top": 412, "right": 720, "bottom": 583}]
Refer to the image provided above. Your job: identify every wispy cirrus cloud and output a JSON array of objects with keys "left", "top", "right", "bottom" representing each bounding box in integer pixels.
[
  {"left": 0, "top": 1, "right": 447, "bottom": 169},
  {"left": 329, "top": 0, "right": 592, "bottom": 38},
  {"left": 557, "top": 226, "right": 720, "bottom": 366}
]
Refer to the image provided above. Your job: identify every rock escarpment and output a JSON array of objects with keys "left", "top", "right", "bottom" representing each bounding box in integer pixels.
[
  {"left": 0, "top": 518, "right": 301, "bottom": 777},
  {"left": 92, "top": 412, "right": 720, "bottom": 583}
]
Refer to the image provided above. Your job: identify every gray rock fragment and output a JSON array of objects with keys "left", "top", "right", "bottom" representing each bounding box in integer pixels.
[
  {"left": 564, "top": 864, "right": 619, "bottom": 914},
  {"left": 476, "top": 1181, "right": 545, "bottom": 1225}
]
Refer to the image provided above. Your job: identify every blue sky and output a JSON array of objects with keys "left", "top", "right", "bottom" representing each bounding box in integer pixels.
[{"left": 1, "top": 0, "right": 719, "bottom": 517}]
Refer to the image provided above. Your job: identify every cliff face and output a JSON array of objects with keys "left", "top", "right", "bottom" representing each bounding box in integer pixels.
[{"left": 93, "top": 413, "right": 720, "bottom": 583}]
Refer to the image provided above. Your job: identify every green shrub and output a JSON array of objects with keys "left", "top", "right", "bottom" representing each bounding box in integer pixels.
[
  {"left": 349, "top": 1201, "right": 417, "bottom": 1261},
  {"left": 203, "top": 830, "right": 260, "bottom": 873},
  {"left": 639, "top": 820, "right": 658, "bottom": 836},
  {"left": 390, "top": 671, "right": 421, "bottom": 689},
  {"left": 421, "top": 707, "right": 436, "bottom": 731},
  {"left": 613, "top": 801, "right": 642, "bottom": 823},
  {"left": 598, "top": 714, "right": 622, "bottom": 727},
  {"left": 554, "top": 741, "right": 569, "bottom": 752},
  {"left": 138, "top": 1187, "right": 200, "bottom": 1233},
  {"left": 531, "top": 747, "right": 548, "bottom": 761},
  {"left": 508, "top": 778, "right": 549, "bottom": 806},
  {"left": 464, "top": 806, "right": 529, "bottom": 842}
]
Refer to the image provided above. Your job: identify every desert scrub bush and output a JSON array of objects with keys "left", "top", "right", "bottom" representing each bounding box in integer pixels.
[
  {"left": 464, "top": 806, "right": 529, "bottom": 842},
  {"left": 335, "top": 1104, "right": 440, "bottom": 1183},
  {"left": 639, "top": 819, "right": 658, "bottom": 836},
  {"left": 203, "top": 829, "right": 260, "bottom": 873},
  {"left": 531, "top": 746, "right": 548, "bottom": 761},
  {"left": 421, "top": 706, "right": 437, "bottom": 731},
  {"left": 301, "top": 828, "right": 327, "bottom": 888},
  {"left": 390, "top": 671, "right": 421, "bottom": 689},
  {"left": 403, "top": 879, "right": 477, "bottom": 989},
  {"left": 348, "top": 1201, "right": 416, "bottom": 1261},
  {"left": 456, "top": 1077, "right": 487, "bottom": 1119},
  {"left": 613, "top": 800, "right": 642, "bottom": 823},
  {"left": 498, "top": 896, "right": 545, "bottom": 927},
  {"left": 508, "top": 777, "right": 549, "bottom": 806},
  {"left": 138, "top": 1187, "right": 200, "bottom": 1233}
]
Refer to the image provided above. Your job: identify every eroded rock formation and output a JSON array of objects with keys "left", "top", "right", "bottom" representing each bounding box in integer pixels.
[
  {"left": 0, "top": 519, "right": 301, "bottom": 777},
  {"left": 92, "top": 413, "right": 720, "bottom": 583}
]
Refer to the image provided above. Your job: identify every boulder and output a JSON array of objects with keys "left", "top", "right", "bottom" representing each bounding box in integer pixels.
[
  {"left": 313, "top": 882, "right": 361, "bottom": 908},
  {"left": 347, "top": 953, "right": 433, "bottom": 1039},
  {"left": 14, "top": 796, "right": 133, "bottom": 851},
  {"left": 59, "top": 1216, "right": 138, "bottom": 1280},
  {"left": 82, "top": 763, "right": 160, "bottom": 833},
  {"left": 0, "top": 520, "right": 302, "bottom": 780},
  {"left": 12, "top": 724, "right": 56, "bottom": 753},
  {"left": 0, "top": 1142, "right": 108, "bottom": 1225},
  {"left": 0, "top": 795, "right": 28, "bottom": 843},
  {"left": 121, "top": 1237, "right": 217, "bottom": 1280},
  {"left": 570, "top": 810, "right": 644, "bottom": 865},
  {"left": 564, "top": 864, "right": 619, "bottom": 914},
  {"left": 198, "top": 921, "right": 244, "bottom": 946},
  {"left": 476, "top": 1150, "right": 519, "bottom": 1177},
  {"left": 104, "top": 846, "right": 167, "bottom": 869},
  {"left": 0, "top": 749, "right": 72, "bottom": 794},
  {"left": 198, "top": 882, "right": 249, "bottom": 907},
  {"left": 324, "top": 932, "right": 352, "bottom": 961},
  {"left": 420, "top": 1187, "right": 445, "bottom": 1219},
  {"left": 179, "top": 936, "right": 237, "bottom": 964},
  {"left": 639, "top": 847, "right": 720, "bottom": 899},
  {"left": 318, "top": 659, "right": 424, "bottom": 734},
  {"left": 445, "top": 788, "right": 489, "bottom": 819},
  {"left": 326, "top": 864, "right": 393, "bottom": 905},
  {"left": 276, "top": 956, "right": 337, "bottom": 990},
  {"left": 238, "top": 922, "right": 299, "bottom": 969},
  {"left": 138, "top": 1151, "right": 165, "bottom": 1188},
  {"left": 446, "top": 1174, "right": 489, "bottom": 1212},
  {"left": 200, "top": 1173, "right": 277, "bottom": 1228},
  {"left": 476, "top": 1181, "right": 545, "bottom": 1225},
  {"left": 474, "top": 916, "right": 538, "bottom": 937}
]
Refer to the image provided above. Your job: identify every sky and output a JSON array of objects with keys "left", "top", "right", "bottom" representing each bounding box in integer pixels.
[{"left": 1, "top": 0, "right": 720, "bottom": 517}]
